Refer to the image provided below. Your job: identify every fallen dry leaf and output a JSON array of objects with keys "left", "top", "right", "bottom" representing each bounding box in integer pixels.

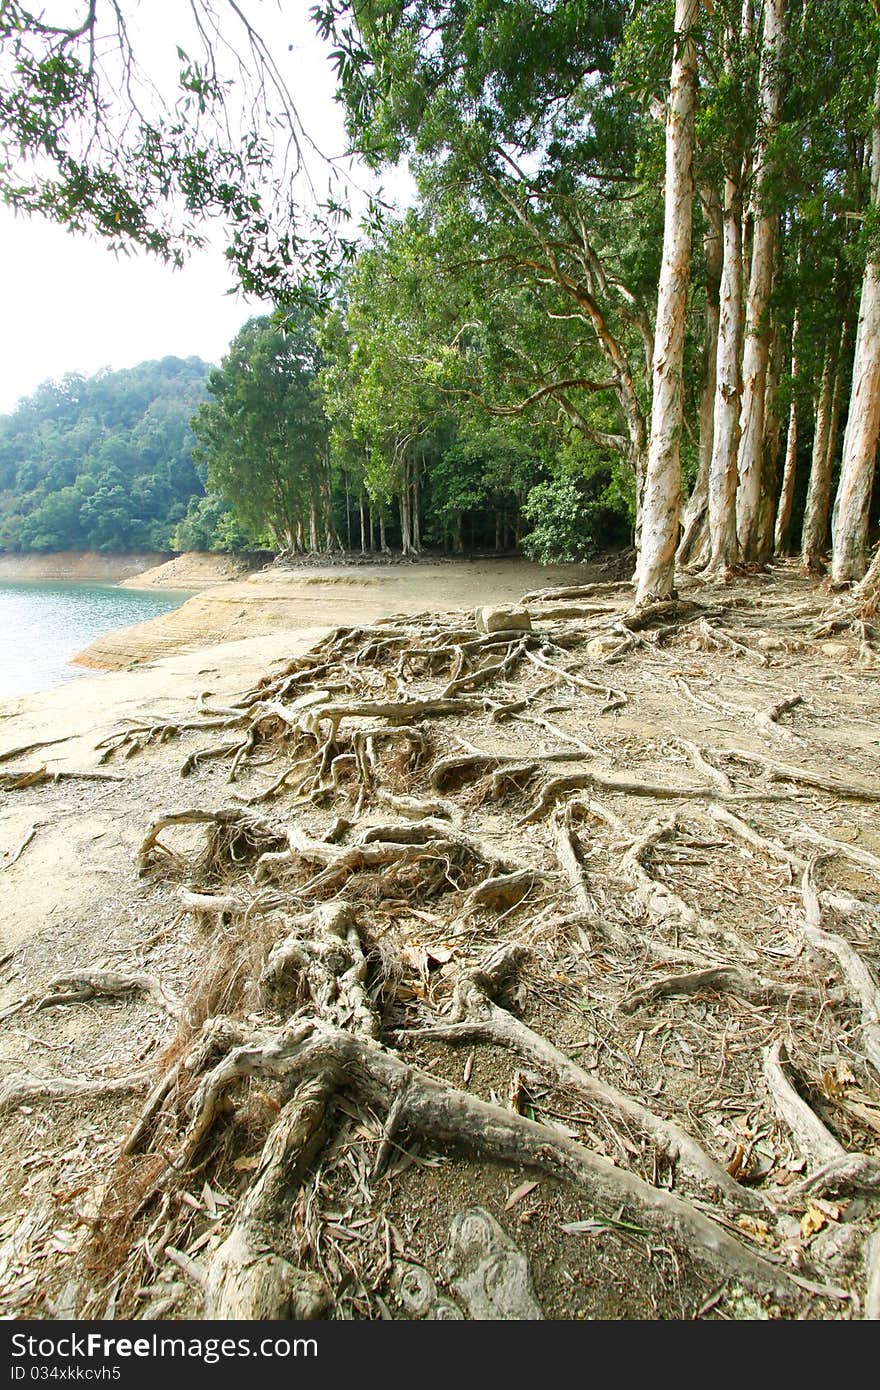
[
  {"left": 801, "top": 1205, "right": 828, "bottom": 1238},
  {"left": 505, "top": 1180, "right": 538, "bottom": 1211}
]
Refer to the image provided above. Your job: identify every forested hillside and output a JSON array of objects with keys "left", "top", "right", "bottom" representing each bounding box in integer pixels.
[{"left": 0, "top": 357, "right": 214, "bottom": 554}]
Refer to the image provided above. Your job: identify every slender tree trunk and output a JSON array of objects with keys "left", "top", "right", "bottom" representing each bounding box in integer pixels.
[
  {"left": 369, "top": 503, "right": 376, "bottom": 554},
  {"left": 636, "top": 0, "right": 699, "bottom": 603},
  {"left": 801, "top": 337, "right": 838, "bottom": 571},
  {"left": 774, "top": 308, "right": 800, "bottom": 554},
  {"left": 399, "top": 459, "right": 412, "bottom": 556},
  {"left": 412, "top": 457, "right": 421, "bottom": 553},
  {"left": 706, "top": 166, "right": 744, "bottom": 572},
  {"left": 679, "top": 186, "right": 723, "bottom": 569},
  {"left": 379, "top": 511, "right": 389, "bottom": 554},
  {"left": 359, "top": 493, "right": 366, "bottom": 555},
  {"left": 736, "top": 0, "right": 785, "bottom": 562},
  {"left": 825, "top": 315, "right": 852, "bottom": 485},
  {"left": 832, "top": 60, "right": 880, "bottom": 584},
  {"left": 308, "top": 498, "right": 318, "bottom": 553},
  {"left": 757, "top": 314, "right": 784, "bottom": 562}
]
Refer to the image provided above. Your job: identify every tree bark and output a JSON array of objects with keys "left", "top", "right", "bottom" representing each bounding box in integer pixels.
[
  {"left": 636, "top": 0, "right": 699, "bottom": 603},
  {"left": 801, "top": 337, "right": 837, "bottom": 571},
  {"left": 774, "top": 308, "right": 800, "bottom": 554},
  {"left": 706, "top": 165, "right": 744, "bottom": 573},
  {"left": 757, "top": 313, "right": 784, "bottom": 562},
  {"left": 412, "top": 456, "right": 421, "bottom": 553},
  {"left": 679, "top": 186, "right": 723, "bottom": 569},
  {"left": 735, "top": 0, "right": 785, "bottom": 561},
  {"left": 831, "top": 61, "right": 880, "bottom": 584},
  {"left": 825, "top": 318, "right": 851, "bottom": 481}
]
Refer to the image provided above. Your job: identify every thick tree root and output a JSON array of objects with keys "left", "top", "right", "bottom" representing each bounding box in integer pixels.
[
  {"left": 202, "top": 1075, "right": 334, "bottom": 1319},
  {"left": 0, "top": 1070, "right": 150, "bottom": 1115},
  {"left": 191, "top": 1022, "right": 797, "bottom": 1299},
  {"left": 620, "top": 967, "right": 809, "bottom": 1014},
  {"left": 396, "top": 948, "right": 765, "bottom": 1211},
  {"left": 35, "top": 970, "right": 184, "bottom": 1019}
]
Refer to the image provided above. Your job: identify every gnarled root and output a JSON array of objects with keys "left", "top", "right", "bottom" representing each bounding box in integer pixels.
[
  {"left": 396, "top": 945, "right": 767, "bottom": 1212},
  {"left": 203, "top": 1074, "right": 334, "bottom": 1319}
]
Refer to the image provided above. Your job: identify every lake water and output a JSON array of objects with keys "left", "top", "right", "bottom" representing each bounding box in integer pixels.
[{"left": 0, "top": 580, "right": 191, "bottom": 699}]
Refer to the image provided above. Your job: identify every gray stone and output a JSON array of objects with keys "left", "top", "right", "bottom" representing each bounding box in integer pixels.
[
  {"left": 441, "top": 1207, "right": 543, "bottom": 1320},
  {"left": 819, "top": 641, "right": 852, "bottom": 661},
  {"left": 389, "top": 1260, "right": 437, "bottom": 1317},
  {"left": 475, "top": 605, "right": 532, "bottom": 635},
  {"left": 427, "top": 1299, "right": 465, "bottom": 1319}
]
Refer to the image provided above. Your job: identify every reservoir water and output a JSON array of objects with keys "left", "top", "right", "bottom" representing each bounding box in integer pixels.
[{"left": 0, "top": 580, "right": 190, "bottom": 699}]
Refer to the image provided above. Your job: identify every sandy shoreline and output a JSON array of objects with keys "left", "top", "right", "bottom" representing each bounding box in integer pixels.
[
  {"left": 0, "top": 552, "right": 610, "bottom": 768},
  {"left": 72, "top": 555, "right": 607, "bottom": 669}
]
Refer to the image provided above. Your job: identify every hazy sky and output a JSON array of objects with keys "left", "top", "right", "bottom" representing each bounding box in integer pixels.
[{"left": 0, "top": 3, "right": 398, "bottom": 415}]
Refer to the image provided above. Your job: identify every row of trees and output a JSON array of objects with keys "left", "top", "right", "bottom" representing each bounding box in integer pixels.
[
  {"left": 2, "top": 3, "right": 880, "bottom": 598},
  {"left": 303, "top": 0, "right": 880, "bottom": 599}
]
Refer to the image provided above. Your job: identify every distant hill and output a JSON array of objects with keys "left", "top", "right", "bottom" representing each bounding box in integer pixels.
[{"left": 0, "top": 357, "right": 212, "bottom": 554}]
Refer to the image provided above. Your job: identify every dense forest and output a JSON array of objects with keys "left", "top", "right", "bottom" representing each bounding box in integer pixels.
[{"left": 0, "top": 357, "right": 214, "bottom": 554}]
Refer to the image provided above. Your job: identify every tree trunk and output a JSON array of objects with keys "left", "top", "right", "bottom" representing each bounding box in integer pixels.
[
  {"left": 636, "top": 0, "right": 699, "bottom": 604},
  {"left": 757, "top": 315, "right": 784, "bottom": 562},
  {"left": 400, "top": 459, "right": 412, "bottom": 556},
  {"left": 706, "top": 166, "right": 744, "bottom": 573},
  {"left": 825, "top": 314, "right": 851, "bottom": 490},
  {"left": 359, "top": 493, "right": 366, "bottom": 555},
  {"left": 679, "top": 186, "right": 723, "bottom": 569},
  {"left": 833, "top": 52, "right": 880, "bottom": 561},
  {"left": 412, "top": 457, "right": 421, "bottom": 553},
  {"left": 369, "top": 502, "right": 376, "bottom": 555},
  {"left": 736, "top": 0, "right": 785, "bottom": 562},
  {"left": 801, "top": 338, "right": 837, "bottom": 572},
  {"left": 379, "top": 511, "right": 389, "bottom": 554},
  {"left": 774, "top": 308, "right": 800, "bottom": 554}
]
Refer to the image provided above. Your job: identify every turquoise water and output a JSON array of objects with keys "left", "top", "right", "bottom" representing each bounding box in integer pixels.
[{"left": 0, "top": 579, "right": 191, "bottom": 699}]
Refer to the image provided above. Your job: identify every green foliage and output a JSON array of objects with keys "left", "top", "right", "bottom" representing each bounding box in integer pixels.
[
  {"left": 521, "top": 437, "right": 634, "bottom": 563},
  {"left": 0, "top": 4, "right": 358, "bottom": 301},
  {"left": 0, "top": 358, "right": 211, "bottom": 553},
  {"left": 191, "top": 313, "right": 331, "bottom": 549}
]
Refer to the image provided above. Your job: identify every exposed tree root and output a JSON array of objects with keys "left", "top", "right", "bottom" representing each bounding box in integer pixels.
[
  {"left": 248, "top": 1025, "right": 799, "bottom": 1297},
  {"left": 620, "top": 966, "right": 809, "bottom": 1014},
  {"left": 396, "top": 946, "right": 764, "bottom": 1211},
  {"left": 0, "top": 1070, "right": 150, "bottom": 1114},
  {"left": 35, "top": 970, "right": 184, "bottom": 1019},
  {"left": 800, "top": 860, "right": 880, "bottom": 1075}
]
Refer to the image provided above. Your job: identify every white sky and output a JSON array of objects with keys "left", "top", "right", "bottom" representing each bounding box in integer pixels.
[{"left": 0, "top": 2, "right": 406, "bottom": 415}]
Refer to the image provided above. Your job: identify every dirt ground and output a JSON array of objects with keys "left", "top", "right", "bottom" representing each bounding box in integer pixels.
[{"left": 0, "top": 553, "right": 878, "bottom": 1323}]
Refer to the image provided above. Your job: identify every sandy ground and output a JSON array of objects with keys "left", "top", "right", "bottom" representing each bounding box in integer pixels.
[
  {"left": 73, "top": 556, "right": 618, "bottom": 668},
  {"left": 0, "top": 629, "right": 332, "bottom": 952}
]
